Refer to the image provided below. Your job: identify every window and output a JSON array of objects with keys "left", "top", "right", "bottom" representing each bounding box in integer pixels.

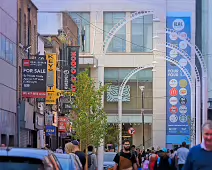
[
  {"left": 104, "top": 68, "right": 153, "bottom": 111},
  {"left": 19, "top": 8, "right": 22, "bottom": 43},
  {"left": 131, "top": 14, "right": 153, "bottom": 52},
  {"left": 1, "top": 35, "right": 6, "bottom": 59},
  {"left": 104, "top": 12, "right": 126, "bottom": 53},
  {"left": 69, "top": 12, "right": 90, "bottom": 53}
]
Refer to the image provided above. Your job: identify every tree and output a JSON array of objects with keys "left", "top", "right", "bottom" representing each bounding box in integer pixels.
[{"left": 69, "top": 69, "right": 109, "bottom": 169}]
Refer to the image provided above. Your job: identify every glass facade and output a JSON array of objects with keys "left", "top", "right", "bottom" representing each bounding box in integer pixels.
[
  {"left": 69, "top": 12, "right": 90, "bottom": 53},
  {"left": 104, "top": 68, "right": 153, "bottom": 113},
  {"left": 131, "top": 14, "right": 153, "bottom": 52},
  {"left": 104, "top": 12, "right": 126, "bottom": 53},
  {"left": 0, "top": 33, "right": 16, "bottom": 66}
]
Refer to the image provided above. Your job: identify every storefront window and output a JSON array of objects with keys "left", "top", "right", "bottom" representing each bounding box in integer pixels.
[{"left": 104, "top": 68, "right": 153, "bottom": 112}]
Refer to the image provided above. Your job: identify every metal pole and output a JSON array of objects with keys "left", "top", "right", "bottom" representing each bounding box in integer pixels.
[
  {"left": 142, "top": 90, "right": 145, "bottom": 150},
  {"left": 27, "top": 6, "right": 31, "bottom": 59},
  {"left": 118, "top": 97, "right": 122, "bottom": 151},
  {"left": 196, "top": 83, "right": 201, "bottom": 144}
]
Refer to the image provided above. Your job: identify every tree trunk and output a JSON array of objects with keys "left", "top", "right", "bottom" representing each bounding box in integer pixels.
[{"left": 85, "top": 145, "right": 88, "bottom": 170}]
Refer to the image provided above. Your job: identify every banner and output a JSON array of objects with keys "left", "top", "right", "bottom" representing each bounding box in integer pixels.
[
  {"left": 46, "top": 54, "right": 57, "bottom": 104},
  {"left": 166, "top": 13, "right": 191, "bottom": 144},
  {"left": 61, "top": 46, "right": 80, "bottom": 111},
  {"left": 22, "top": 59, "right": 47, "bottom": 98}
]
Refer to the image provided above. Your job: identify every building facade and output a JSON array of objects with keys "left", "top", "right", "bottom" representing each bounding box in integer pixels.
[
  {"left": 17, "top": 0, "right": 43, "bottom": 148},
  {"left": 33, "top": 0, "right": 196, "bottom": 148},
  {"left": 0, "top": 0, "right": 17, "bottom": 146}
]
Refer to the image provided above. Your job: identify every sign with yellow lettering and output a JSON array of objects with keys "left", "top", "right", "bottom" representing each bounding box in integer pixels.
[
  {"left": 45, "top": 54, "right": 57, "bottom": 104},
  {"left": 46, "top": 54, "right": 57, "bottom": 91}
]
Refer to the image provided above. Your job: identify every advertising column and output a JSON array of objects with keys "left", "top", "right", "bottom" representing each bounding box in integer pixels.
[{"left": 166, "top": 13, "right": 191, "bottom": 145}]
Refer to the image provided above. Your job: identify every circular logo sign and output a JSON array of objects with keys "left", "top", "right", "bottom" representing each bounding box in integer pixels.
[
  {"left": 179, "top": 105, "right": 188, "bottom": 114},
  {"left": 179, "top": 32, "right": 187, "bottom": 40},
  {"left": 179, "top": 97, "right": 187, "bottom": 105},
  {"left": 179, "top": 114, "right": 187, "bottom": 123},
  {"left": 169, "top": 49, "right": 178, "bottom": 58},
  {"left": 169, "top": 79, "right": 178, "bottom": 87},
  {"left": 179, "top": 58, "right": 188, "bottom": 67},
  {"left": 170, "top": 88, "right": 178, "bottom": 96},
  {"left": 179, "top": 88, "right": 187, "bottom": 96},
  {"left": 170, "top": 114, "right": 178, "bottom": 123},
  {"left": 179, "top": 79, "right": 188, "bottom": 88},
  {"left": 172, "top": 19, "right": 185, "bottom": 31},
  {"left": 128, "top": 128, "right": 136, "bottom": 135},
  {"left": 179, "top": 41, "right": 187, "bottom": 49},
  {"left": 170, "top": 106, "right": 178, "bottom": 114},
  {"left": 169, "top": 32, "right": 178, "bottom": 41},
  {"left": 169, "top": 97, "right": 178, "bottom": 105}
]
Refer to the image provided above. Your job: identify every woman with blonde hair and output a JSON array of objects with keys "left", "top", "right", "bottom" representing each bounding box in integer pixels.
[{"left": 65, "top": 142, "right": 83, "bottom": 170}]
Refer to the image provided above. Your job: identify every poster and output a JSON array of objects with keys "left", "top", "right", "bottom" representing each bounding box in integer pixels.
[{"left": 166, "top": 13, "right": 191, "bottom": 144}]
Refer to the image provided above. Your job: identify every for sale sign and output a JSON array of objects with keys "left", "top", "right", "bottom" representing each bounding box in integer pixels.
[{"left": 22, "top": 59, "right": 47, "bottom": 98}]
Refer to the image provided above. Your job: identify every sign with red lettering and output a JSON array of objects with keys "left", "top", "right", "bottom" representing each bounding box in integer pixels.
[{"left": 67, "top": 46, "right": 79, "bottom": 93}]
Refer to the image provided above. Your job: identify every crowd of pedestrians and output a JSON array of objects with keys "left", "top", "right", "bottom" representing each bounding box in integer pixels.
[{"left": 113, "top": 120, "right": 212, "bottom": 170}]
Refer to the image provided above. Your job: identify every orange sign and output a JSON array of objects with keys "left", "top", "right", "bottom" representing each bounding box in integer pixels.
[{"left": 170, "top": 88, "right": 178, "bottom": 96}]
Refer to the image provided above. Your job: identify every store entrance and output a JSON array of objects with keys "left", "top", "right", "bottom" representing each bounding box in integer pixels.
[{"left": 122, "top": 123, "right": 133, "bottom": 144}]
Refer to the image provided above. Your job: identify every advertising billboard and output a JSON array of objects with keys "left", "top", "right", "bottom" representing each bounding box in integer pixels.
[
  {"left": 45, "top": 125, "right": 56, "bottom": 136},
  {"left": 166, "top": 13, "right": 191, "bottom": 144},
  {"left": 22, "top": 59, "right": 47, "bottom": 98}
]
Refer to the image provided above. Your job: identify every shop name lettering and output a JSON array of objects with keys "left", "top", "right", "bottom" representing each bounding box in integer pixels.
[
  {"left": 46, "top": 129, "right": 55, "bottom": 133},
  {"left": 23, "top": 68, "right": 46, "bottom": 74},
  {"left": 70, "top": 51, "right": 77, "bottom": 92},
  {"left": 63, "top": 70, "right": 69, "bottom": 90},
  {"left": 48, "top": 55, "right": 54, "bottom": 71}
]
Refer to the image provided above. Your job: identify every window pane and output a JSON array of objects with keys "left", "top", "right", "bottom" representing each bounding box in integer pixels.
[
  {"left": 5, "top": 38, "right": 10, "bottom": 62},
  {"left": 104, "top": 12, "right": 126, "bottom": 53},
  {"left": 131, "top": 14, "right": 153, "bottom": 53},
  {"left": 144, "top": 15, "right": 153, "bottom": 52},
  {"left": 69, "top": 12, "right": 90, "bottom": 53},
  {"left": 104, "top": 68, "right": 119, "bottom": 82},
  {"left": 9, "top": 42, "right": 13, "bottom": 63},
  {"left": 1, "top": 35, "right": 6, "bottom": 59}
]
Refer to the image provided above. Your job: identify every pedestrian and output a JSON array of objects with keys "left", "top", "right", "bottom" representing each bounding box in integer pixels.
[
  {"left": 113, "top": 139, "right": 137, "bottom": 170},
  {"left": 149, "top": 150, "right": 158, "bottom": 170},
  {"left": 71, "top": 140, "right": 86, "bottom": 170},
  {"left": 176, "top": 142, "right": 189, "bottom": 170},
  {"left": 65, "top": 142, "right": 82, "bottom": 170},
  {"left": 184, "top": 120, "right": 212, "bottom": 169},
  {"left": 157, "top": 148, "right": 171, "bottom": 170},
  {"left": 87, "top": 145, "right": 97, "bottom": 170},
  {"left": 56, "top": 146, "right": 63, "bottom": 154},
  {"left": 142, "top": 156, "right": 149, "bottom": 170},
  {"left": 1, "top": 144, "right": 6, "bottom": 147}
]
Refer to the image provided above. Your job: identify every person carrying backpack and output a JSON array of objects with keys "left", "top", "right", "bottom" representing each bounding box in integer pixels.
[
  {"left": 87, "top": 145, "right": 97, "bottom": 170},
  {"left": 113, "top": 139, "right": 138, "bottom": 170}
]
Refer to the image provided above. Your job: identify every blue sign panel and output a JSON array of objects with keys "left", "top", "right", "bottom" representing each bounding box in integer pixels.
[
  {"left": 166, "top": 13, "right": 191, "bottom": 144},
  {"left": 46, "top": 126, "right": 56, "bottom": 136}
]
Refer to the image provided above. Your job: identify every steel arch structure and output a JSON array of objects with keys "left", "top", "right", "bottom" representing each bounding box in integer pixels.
[{"left": 102, "top": 11, "right": 207, "bottom": 147}]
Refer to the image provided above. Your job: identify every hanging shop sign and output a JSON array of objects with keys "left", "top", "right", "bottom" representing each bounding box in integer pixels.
[
  {"left": 58, "top": 117, "right": 68, "bottom": 132},
  {"left": 22, "top": 59, "right": 47, "bottom": 98}
]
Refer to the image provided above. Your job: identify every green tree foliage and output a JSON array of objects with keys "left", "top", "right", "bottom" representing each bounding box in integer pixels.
[
  {"left": 70, "top": 69, "right": 108, "bottom": 147},
  {"left": 104, "top": 124, "right": 120, "bottom": 146}
]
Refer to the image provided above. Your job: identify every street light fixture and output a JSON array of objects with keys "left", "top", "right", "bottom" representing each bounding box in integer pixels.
[{"left": 139, "top": 86, "right": 145, "bottom": 150}]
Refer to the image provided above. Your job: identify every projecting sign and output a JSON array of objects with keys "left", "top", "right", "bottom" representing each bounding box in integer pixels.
[{"left": 22, "top": 59, "right": 47, "bottom": 98}]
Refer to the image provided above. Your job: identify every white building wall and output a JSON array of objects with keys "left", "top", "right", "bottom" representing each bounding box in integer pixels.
[{"left": 33, "top": 0, "right": 196, "bottom": 148}]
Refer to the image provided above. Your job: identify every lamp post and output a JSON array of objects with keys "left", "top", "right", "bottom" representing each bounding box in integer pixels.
[{"left": 139, "top": 86, "right": 145, "bottom": 150}]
